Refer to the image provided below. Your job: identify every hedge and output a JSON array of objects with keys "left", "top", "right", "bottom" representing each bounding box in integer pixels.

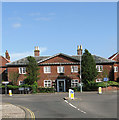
[{"left": 38, "top": 87, "right": 55, "bottom": 93}]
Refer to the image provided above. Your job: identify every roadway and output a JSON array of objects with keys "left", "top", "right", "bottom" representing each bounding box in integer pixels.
[{"left": 2, "top": 91, "right": 118, "bottom": 118}]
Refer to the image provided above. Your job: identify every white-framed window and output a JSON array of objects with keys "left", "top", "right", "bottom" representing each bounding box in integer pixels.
[
  {"left": 19, "top": 67, "right": 26, "bottom": 74},
  {"left": 57, "top": 66, "right": 64, "bottom": 73},
  {"left": 44, "top": 66, "right": 51, "bottom": 73},
  {"left": 71, "top": 79, "right": 79, "bottom": 87},
  {"left": 71, "top": 66, "right": 78, "bottom": 73},
  {"left": 44, "top": 80, "right": 52, "bottom": 87},
  {"left": 19, "top": 81, "right": 24, "bottom": 85},
  {"left": 114, "top": 66, "right": 118, "bottom": 72},
  {"left": 96, "top": 78, "right": 102, "bottom": 83},
  {"left": 96, "top": 65, "right": 103, "bottom": 72}
]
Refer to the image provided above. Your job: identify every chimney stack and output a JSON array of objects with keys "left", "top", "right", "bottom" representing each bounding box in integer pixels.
[
  {"left": 5, "top": 50, "right": 10, "bottom": 60},
  {"left": 77, "top": 45, "right": 82, "bottom": 56},
  {"left": 34, "top": 46, "right": 40, "bottom": 56}
]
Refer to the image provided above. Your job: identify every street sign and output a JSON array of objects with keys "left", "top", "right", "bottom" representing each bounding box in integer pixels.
[
  {"left": 2, "top": 81, "right": 9, "bottom": 84},
  {"left": 19, "top": 87, "right": 24, "bottom": 91},
  {"left": 25, "top": 87, "right": 30, "bottom": 91},
  {"left": 104, "top": 78, "right": 108, "bottom": 82}
]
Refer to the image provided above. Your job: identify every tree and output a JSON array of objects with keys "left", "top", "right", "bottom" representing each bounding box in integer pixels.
[
  {"left": 81, "top": 49, "right": 98, "bottom": 86},
  {"left": 9, "top": 72, "right": 19, "bottom": 85},
  {"left": 25, "top": 56, "right": 39, "bottom": 85}
]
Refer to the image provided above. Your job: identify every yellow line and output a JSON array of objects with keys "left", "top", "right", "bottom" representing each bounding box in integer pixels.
[{"left": 22, "top": 106, "right": 35, "bottom": 119}]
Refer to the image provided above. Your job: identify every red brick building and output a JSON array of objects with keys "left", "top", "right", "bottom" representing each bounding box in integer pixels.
[
  {"left": 0, "top": 50, "right": 10, "bottom": 82},
  {"left": 108, "top": 52, "right": 119, "bottom": 81},
  {"left": 6, "top": 46, "right": 116, "bottom": 92}
]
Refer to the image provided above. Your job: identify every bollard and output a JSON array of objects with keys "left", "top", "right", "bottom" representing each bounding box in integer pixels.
[
  {"left": 98, "top": 87, "right": 102, "bottom": 94},
  {"left": 70, "top": 90, "right": 74, "bottom": 100},
  {"left": 9, "top": 90, "right": 12, "bottom": 96}
]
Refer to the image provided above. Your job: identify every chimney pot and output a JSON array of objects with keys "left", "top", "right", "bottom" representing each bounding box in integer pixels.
[
  {"left": 5, "top": 50, "right": 10, "bottom": 60},
  {"left": 34, "top": 46, "right": 40, "bottom": 56},
  {"left": 77, "top": 45, "right": 82, "bottom": 56}
]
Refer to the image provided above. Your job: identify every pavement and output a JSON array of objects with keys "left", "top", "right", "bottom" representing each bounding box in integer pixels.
[{"left": 2, "top": 102, "right": 34, "bottom": 118}]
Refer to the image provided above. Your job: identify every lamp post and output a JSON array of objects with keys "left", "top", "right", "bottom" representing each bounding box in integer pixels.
[
  {"left": 2, "top": 81, "right": 9, "bottom": 95},
  {"left": 80, "top": 51, "right": 82, "bottom": 93}
]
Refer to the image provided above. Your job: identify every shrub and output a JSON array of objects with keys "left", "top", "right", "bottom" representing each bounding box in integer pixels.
[
  {"left": 7, "top": 85, "right": 19, "bottom": 89},
  {"left": 31, "top": 85, "right": 37, "bottom": 93},
  {"left": 107, "top": 81, "right": 119, "bottom": 86},
  {"left": 19, "top": 84, "right": 31, "bottom": 88},
  {"left": 38, "top": 87, "right": 55, "bottom": 93}
]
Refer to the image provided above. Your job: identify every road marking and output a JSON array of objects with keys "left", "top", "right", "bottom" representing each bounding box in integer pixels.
[
  {"left": 21, "top": 106, "right": 35, "bottom": 119},
  {"left": 6, "top": 103, "right": 35, "bottom": 119},
  {"left": 64, "top": 100, "right": 86, "bottom": 114}
]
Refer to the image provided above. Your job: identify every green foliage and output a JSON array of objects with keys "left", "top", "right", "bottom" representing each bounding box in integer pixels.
[
  {"left": 9, "top": 72, "right": 19, "bottom": 85},
  {"left": 7, "top": 85, "right": 19, "bottom": 89},
  {"left": 30, "top": 82, "right": 38, "bottom": 93},
  {"left": 107, "top": 81, "right": 119, "bottom": 86},
  {"left": 19, "top": 84, "right": 31, "bottom": 88},
  {"left": 81, "top": 49, "right": 98, "bottom": 86},
  {"left": 96, "top": 82, "right": 109, "bottom": 88},
  {"left": 83, "top": 81, "right": 98, "bottom": 91},
  {"left": 25, "top": 56, "right": 39, "bottom": 85},
  {"left": 38, "top": 87, "right": 55, "bottom": 93},
  {"left": 83, "top": 81, "right": 119, "bottom": 91}
]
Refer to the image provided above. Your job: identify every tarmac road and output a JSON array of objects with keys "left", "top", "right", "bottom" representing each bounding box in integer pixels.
[{"left": 2, "top": 91, "right": 118, "bottom": 119}]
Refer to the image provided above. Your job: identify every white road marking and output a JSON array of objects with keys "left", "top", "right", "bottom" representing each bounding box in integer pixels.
[{"left": 64, "top": 100, "right": 86, "bottom": 114}]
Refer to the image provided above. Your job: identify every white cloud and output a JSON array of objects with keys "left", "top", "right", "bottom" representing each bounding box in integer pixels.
[
  {"left": 34, "top": 17, "right": 51, "bottom": 21},
  {"left": 10, "top": 47, "right": 47, "bottom": 61},
  {"left": 12, "top": 23, "right": 21, "bottom": 28}
]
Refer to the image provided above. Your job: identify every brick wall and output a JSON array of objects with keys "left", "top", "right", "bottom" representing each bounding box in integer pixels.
[
  {"left": 8, "top": 67, "right": 26, "bottom": 85},
  {"left": 96, "top": 64, "right": 114, "bottom": 81}
]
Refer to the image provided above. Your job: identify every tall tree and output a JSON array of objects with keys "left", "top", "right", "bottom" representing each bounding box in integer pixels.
[
  {"left": 25, "top": 56, "right": 39, "bottom": 85},
  {"left": 81, "top": 49, "right": 98, "bottom": 86}
]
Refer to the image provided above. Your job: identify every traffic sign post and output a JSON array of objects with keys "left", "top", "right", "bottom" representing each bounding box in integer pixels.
[{"left": 104, "top": 77, "right": 108, "bottom": 91}]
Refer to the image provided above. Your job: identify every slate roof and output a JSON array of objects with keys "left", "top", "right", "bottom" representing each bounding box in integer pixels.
[
  {"left": 6, "top": 56, "right": 49, "bottom": 66},
  {"left": 6, "top": 53, "right": 115, "bottom": 66}
]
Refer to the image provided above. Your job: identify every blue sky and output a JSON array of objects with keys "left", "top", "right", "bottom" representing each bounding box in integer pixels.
[{"left": 2, "top": 2, "right": 117, "bottom": 61}]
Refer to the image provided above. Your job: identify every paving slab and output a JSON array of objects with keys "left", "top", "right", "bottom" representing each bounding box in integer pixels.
[{"left": 2, "top": 103, "right": 25, "bottom": 118}]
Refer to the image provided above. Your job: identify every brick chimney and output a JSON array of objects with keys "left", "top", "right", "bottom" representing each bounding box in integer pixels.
[
  {"left": 34, "top": 46, "right": 40, "bottom": 56},
  {"left": 5, "top": 50, "right": 10, "bottom": 60},
  {"left": 77, "top": 45, "right": 82, "bottom": 56}
]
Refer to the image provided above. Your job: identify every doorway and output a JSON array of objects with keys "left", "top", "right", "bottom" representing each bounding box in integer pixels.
[{"left": 57, "top": 79, "right": 65, "bottom": 92}]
